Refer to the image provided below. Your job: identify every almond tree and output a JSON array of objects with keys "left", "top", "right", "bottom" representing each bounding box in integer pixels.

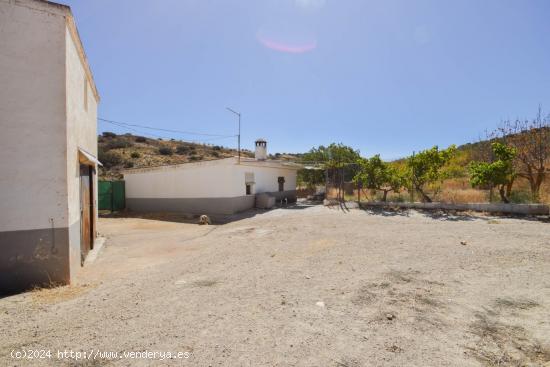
[{"left": 494, "top": 107, "right": 549, "bottom": 202}]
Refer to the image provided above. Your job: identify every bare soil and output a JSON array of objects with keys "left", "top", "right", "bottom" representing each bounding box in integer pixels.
[{"left": 1, "top": 205, "right": 549, "bottom": 366}]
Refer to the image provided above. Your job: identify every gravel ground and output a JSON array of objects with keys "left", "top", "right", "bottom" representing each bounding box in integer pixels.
[{"left": 1, "top": 204, "right": 549, "bottom": 366}]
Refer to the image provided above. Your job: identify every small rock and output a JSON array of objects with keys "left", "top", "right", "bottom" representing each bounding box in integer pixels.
[
  {"left": 386, "top": 313, "right": 395, "bottom": 320},
  {"left": 305, "top": 275, "right": 311, "bottom": 279},
  {"left": 316, "top": 301, "right": 325, "bottom": 308},
  {"left": 460, "top": 241, "right": 468, "bottom": 246}
]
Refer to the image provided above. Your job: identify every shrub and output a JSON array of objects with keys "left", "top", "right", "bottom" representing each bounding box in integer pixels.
[
  {"left": 212, "top": 151, "right": 220, "bottom": 158},
  {"left": 102, "top": 131, "right": 117, "bottom": 138},
  {"left": 130, "top": 152, "right": 141, "bottom": 159},
  {"left": 189, "top": 155, "right": 202, "bottom": 161},
  {"left": 124, "top": 160, "right": 134, "bottom": 168},
  {"left": 509, "top": 190, "right": 532, "bottom": 204},
  {"left": 213, "top": 145, "right": 222, "bottom": 151},
  {"left": 106, "top": 140, "right": 133, "bottom": 150},
  {"left": 176, "top": 145, "right": 190, "bottom": 155},
  {"left": 159, "top": 147, "right": 173, "bottom": 156},
  {"left": 135, "top": 136, "right": 147, "bottom": 143},
  {"left": 98, "top": 149, "right": 122, "bottom": 168}
]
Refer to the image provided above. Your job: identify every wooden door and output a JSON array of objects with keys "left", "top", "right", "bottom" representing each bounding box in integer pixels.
[{"left": 80, "top": 164, "right": 93, "bottom": 265}]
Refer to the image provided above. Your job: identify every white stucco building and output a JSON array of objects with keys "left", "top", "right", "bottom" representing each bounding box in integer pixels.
[
  {"left": 123, "top": 140, "right": 301, "bottom": 215},
  {"left": 0, "top": 0, "right": 100, "bottom": 292}
]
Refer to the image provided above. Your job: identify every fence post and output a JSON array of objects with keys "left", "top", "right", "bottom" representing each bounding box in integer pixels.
[{"left": 410, "top": 151, "right": 415, "bottom": 203}]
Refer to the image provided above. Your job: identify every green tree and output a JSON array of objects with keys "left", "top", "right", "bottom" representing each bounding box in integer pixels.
[
  {"left": 407, "top": 145, "right": 457, "bottom": 202},
  {"left": 298, "top": 143, "right": 360, "bottom": 190},
  {"left": 354, "top": 155, "right": 405, "bottom": 201},
  {"left": 469, "top": 142, "right": 516, "bottom": 203}
]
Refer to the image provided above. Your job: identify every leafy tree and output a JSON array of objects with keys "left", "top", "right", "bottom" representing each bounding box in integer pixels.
[
  {"left": 469, "top": 142, "right": 516, "bottom": 203},
  {"left": 354, "top": 155, "right": 405, "bottom": 201},
  {"left": 298, "top": 144, "right": 360, "bottom": 191},
  {"left": 407, "top": 145, "right": 456, "bottom": 202}
]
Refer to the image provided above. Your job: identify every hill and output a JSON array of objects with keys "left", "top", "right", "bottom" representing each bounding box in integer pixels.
[{"left": 98, "top": 132, "right": 298, "bottom": 180}]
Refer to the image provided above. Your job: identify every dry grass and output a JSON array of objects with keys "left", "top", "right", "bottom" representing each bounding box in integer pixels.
[
  {"left": 468, "top": 312, "right": 550, "bottom": 366},
  {"left": 327, "top": 175, "right": 549, "bottom": 205},
  {"left": 493, "top": 298, "right": 539, "bottom": 311},
  {"left": 30, "top": 284, "right": 94, "bottom": 305},
  {"left": 438, "top": 188, "right": 488, "bottom": 204}
]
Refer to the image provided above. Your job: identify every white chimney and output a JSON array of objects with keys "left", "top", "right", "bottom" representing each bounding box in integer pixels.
[{"left": 255, "top": 139, "right": 267, "bottom": 160}]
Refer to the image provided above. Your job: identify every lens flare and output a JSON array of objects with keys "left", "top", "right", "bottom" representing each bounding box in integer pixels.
[{"left": 257, "top": 35, "right": 317, "bottom": 54}]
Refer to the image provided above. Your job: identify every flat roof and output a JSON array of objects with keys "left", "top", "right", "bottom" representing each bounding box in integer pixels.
[{"left": 122, "top": 157, "right": 302, "bottom": 175}]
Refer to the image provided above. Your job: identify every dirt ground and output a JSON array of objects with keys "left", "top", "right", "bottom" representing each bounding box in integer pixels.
[{"left": 1, "top": 204, "right": 550, "bottom": 366}]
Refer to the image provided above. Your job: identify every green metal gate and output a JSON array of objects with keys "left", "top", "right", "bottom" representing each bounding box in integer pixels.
[{"left": 98, "top": 181, "right": 125, "bottom": 211}]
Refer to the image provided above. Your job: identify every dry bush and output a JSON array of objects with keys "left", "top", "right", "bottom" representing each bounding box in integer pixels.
[
  {"left": 439, "top": 189, "right": 488, "bottom": 204},
  {"left": 442, "top": 178, "right": 470, "bottom": 190}
]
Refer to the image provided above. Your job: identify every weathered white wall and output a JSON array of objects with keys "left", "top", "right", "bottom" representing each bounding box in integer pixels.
[
  {"left": 125, "top": 160, "right": 240, "bottom": 198},
  {"left": 238, "top": 162, "right": 297, "bottom": 194},
  {"left": 124, "top": 158, "right": 298, "bottom": 199},
  {"left": 0, "top": 0, "right": 68, "bottom": 232},
  {"left": 65, "top": 23, "right": 99, "bottom": 278}
]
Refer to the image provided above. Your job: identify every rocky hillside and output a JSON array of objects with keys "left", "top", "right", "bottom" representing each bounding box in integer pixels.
[{"left": 98, "top": 132, "right": 297, "bottom": 179}]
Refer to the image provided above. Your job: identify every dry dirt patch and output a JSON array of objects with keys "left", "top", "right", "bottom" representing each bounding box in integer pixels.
[{"left": 1, "top": 206, "right": 549, "bottom": 367}]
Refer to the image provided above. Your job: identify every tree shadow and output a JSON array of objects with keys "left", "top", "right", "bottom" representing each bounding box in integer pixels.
[{"left": 359, "top": 206, "right": 410, "bottom": 217}]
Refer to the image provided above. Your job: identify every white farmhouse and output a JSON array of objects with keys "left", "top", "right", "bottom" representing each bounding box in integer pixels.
[
  {"left": 123, "top": 140, "right": 301, "bottom": 215},
  {"left": 0, "top": 0, "right": 100, "bottom": 292}
]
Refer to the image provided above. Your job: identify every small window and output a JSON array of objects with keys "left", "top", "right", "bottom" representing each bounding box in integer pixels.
[
  {"left": 83, "top": 76, "right": 88, "bottom": 112},
  {"left": 246, "top": 184, "right": 252, "bottom": 195}
]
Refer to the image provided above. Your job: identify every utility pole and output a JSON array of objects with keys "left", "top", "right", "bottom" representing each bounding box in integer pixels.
[{"left": 226, "top": 107, "right": 241, "bottom": 164}]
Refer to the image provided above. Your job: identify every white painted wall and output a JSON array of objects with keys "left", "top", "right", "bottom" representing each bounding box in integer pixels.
[
  {"left": 0, "top": 0, "right": 68, "bottom": 232},
  {"left": 65, "top": 23, "right": 99, "bottom": 278},
  {"left": 237, "top": 162, "right": 297, "bottom": 194},
  {"left": 65, "top": 23, "right": 99, "bottom": 226},
  {"left": 124, "top": 158, "right": 298, "bottom": 199}
]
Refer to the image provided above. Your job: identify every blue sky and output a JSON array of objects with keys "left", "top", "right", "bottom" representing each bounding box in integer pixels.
[{"left": 65, "top": 0, "right": 550, "bottom": 159}]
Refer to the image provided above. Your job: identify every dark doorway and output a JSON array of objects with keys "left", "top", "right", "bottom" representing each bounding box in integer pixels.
[
  {"left": 278, "top": 176, "right": 285, "bottom": 192},
  {"left": 80, "top": 164, "right": 94, "bottom": 265},
  {"left": 246, "top": 184, "right": 252, "bottom": 195}
]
